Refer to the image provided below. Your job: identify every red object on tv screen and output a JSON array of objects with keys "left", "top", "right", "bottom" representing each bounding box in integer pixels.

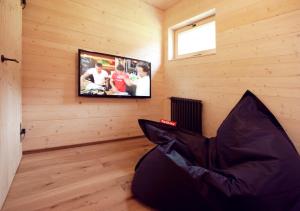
[{"left": 160, "top": 119, "right": 177, "bottom": 126}]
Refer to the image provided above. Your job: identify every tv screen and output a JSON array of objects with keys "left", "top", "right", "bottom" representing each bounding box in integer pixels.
[{"left": 78, "top": 49, "right": 151, "bottom": 98}]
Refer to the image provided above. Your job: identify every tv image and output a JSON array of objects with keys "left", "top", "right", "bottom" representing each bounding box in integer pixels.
[{"left": 78, "top": 49, "right": 151, "bottom": 98}]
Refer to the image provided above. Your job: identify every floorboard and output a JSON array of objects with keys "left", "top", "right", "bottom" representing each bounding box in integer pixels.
[{"left": 2, "top": 137, "right": 154, "bottom": 211}]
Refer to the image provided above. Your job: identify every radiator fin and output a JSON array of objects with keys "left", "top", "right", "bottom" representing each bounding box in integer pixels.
[{"left": 170, "top": 97, "right": 202, "bottom": 134}]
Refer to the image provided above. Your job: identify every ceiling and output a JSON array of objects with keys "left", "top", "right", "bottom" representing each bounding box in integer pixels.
[{"left": 142, "top": 0, "right": 180, "bottom": 10}]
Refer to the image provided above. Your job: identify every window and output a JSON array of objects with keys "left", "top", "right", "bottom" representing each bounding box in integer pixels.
[
  {"left": 168, "top": 9, "right": 216, "bottom": 60},
  {"left": 175, "top": 19, "right": 216, "bottom": 57}
]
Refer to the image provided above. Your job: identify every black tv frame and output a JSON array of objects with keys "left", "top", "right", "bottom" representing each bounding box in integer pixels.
[{"left": 78, "top": 49, "right": 151, "bottom": 99}]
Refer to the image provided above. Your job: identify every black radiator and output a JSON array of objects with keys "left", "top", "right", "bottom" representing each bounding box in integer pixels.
[{"left": 170, "top": 97, "right": 202, "bottom": 134}]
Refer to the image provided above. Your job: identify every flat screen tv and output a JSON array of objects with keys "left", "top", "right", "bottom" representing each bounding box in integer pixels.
[{"left": 78, "top": 49, "right": 151, "bottom": 98}]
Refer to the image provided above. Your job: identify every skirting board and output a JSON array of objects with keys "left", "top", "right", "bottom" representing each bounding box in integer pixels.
[{"left": 23, "top": 135, "right": 145, "bottom": 155}]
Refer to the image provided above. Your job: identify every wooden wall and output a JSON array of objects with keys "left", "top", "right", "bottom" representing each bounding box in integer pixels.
[
  {"left": 22, "top": 0, "right": 164, "bottom": 151},
  {"left": 0, "top": 0, "right": 23, "bottom": 208},
  {"left": 163, "top": 0, "right": 300, "bottom": 150}
]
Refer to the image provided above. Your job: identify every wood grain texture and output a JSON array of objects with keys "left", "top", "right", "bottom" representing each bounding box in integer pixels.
[
  {"left": 163, "top": 0, "right": 300, "bottom": 151},
  {"left": 22, "top": 0, "right": 165, "bottom": 151},
  {"left": 0, "top": 0, "right": 23, "bottom": 209},
  {"left": 142, "top": 0, "right": 180, "bottom": 10},
  {"left": 2, "top": 137, "right": 154, "bottom": 211}
]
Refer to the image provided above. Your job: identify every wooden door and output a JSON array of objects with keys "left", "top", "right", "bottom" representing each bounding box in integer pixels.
[{"left": 0, "top": 0, "right": 22, "bottom": 208}]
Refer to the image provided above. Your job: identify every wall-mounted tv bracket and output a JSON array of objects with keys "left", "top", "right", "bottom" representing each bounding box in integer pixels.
[{"left": 1, "top": 55, "right": 19, "bottom": 63}]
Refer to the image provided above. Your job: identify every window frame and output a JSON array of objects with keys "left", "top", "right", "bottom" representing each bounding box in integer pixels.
[{"left": 168, "top": 9, "right": 216, "bottom": 60}]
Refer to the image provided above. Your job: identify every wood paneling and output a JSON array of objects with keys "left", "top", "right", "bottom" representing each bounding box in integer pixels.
[
  {"left": 163, "top": 0, "right": 300, "bottom": 151},
  {"left": 142, "top": 0, "right": 180, "bottom": 10},
  {"left": 2, "top": 137, "right": 154, "bottom": 211},
  {"left": 22, "top": 0, "right": 165, "bottom": 151},
  {"left": 0, "top": 0, "right": 23, "bottom": 208},
  {"left": 23, "top": 0, "right": 300, "bottom": 151}
]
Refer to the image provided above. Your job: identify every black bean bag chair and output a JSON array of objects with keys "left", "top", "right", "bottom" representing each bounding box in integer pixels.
[{"left": 131, "top": 90, "right": 300, "bottom": 211}]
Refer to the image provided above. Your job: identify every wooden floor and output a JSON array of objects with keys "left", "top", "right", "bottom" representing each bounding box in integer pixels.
[{"left": 2, "top": 137, "right": 154, "bottom": 211}]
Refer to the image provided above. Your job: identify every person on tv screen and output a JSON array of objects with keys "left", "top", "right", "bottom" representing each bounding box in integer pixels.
[
  {"left": 110, "top": 64, "right": 129, "bottom": 93},
  {"left": 123, "top": 62, "right": 150, "bottom": 96},
  {"left": 80, "top": 61, "right": 108, "bottom": 89}
]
